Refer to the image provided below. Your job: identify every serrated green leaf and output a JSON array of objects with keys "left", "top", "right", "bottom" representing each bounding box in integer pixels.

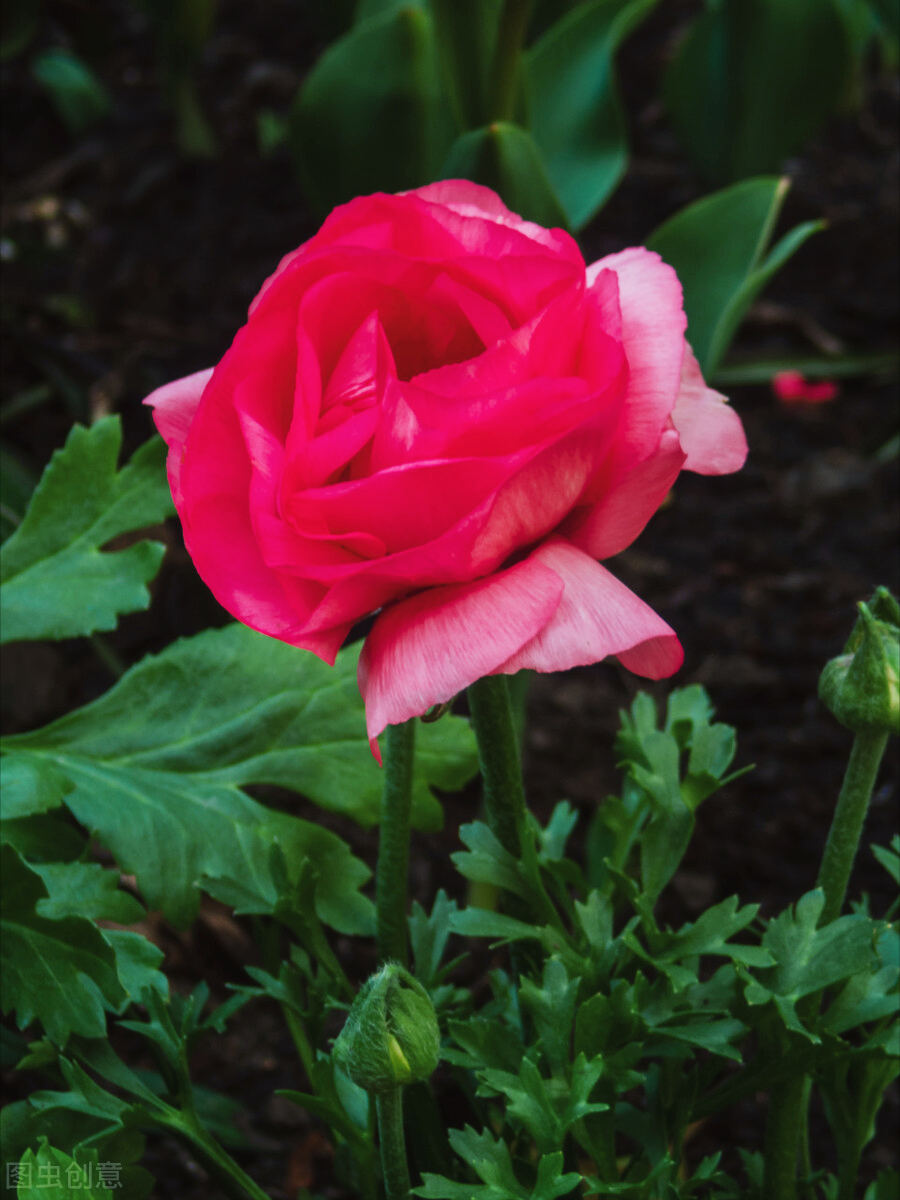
[
  {"left": 519, "top": 959, "right": 578, "bottom": 1077},
  {"left": 32, "top": 862, "right": 145, "bottom": 925},
  {"left": 451, "top": 821, "right": 528, "bottom": 898},
  {"left": 527, "top": 0, "right": 657, "bottom": 228},
  {"left": 0, "top": 420, "right": 173, "bottom": 644},
  {"left": 17, "top": 1141, "right": 121, "bottom": 1199},
  {"left": 872, "top": 835, "right": 900, "bottom": 885},
  {"left": 654, "top": 896, "right": 775, "bottom": 969},
  {"left": 743, "top": 890, "right": 885, "bottom": 1037},
  {"left": 646, "top": 177, "right": 822, "bottom": 376},
  {"left": 0, "top": 845, "right": 126, "bottom": 1045},
  {"left": 2, "top": 627, "right": 476, "bottom": 929},
  {"left": 409, "top": 890, "right": 459, "bottom": 988}
]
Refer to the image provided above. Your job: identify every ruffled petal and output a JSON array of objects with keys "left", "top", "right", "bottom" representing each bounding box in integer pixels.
[
  {"left": 671, "top": 346, "right": 748, "bottom": 475},
  {"left": 359, "top": 557, "right": 565, "bottom": 748},
  {"left": 497, "top": 539, "right": 683, "bottom": 679}
]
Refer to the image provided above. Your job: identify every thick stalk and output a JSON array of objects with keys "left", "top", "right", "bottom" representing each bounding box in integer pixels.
[
  {"left": 377, "top": 1087, "right": 411, "bottom": 1200},
  {"left": 467, "top": 674, "right": 528, "bottom": 858},
  {"left": 763, "top": 728, "right": 890, "bottom": 1200},
  {"left": 376, "top": 719, "right": 417, "bottom": 965},
  {"left": 815, "top": 729, "right": 889, "bottom": 924}
]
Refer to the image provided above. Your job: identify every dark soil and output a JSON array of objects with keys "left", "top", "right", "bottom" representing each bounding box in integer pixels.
[{"left": 1, "top": 2, "right": 898, "bottom": 1197}]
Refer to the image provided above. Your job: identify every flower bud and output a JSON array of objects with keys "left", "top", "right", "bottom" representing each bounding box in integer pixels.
[
  {"left": 332, "top": 963, "right": 440, "bottom": 1094},
  {"left": 819, "top": 588, "right": 899, "bottom": 736}
]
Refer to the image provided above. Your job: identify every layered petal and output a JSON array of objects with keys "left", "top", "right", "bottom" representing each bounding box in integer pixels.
[
  {"left": 359, "top": 556, "right": 565, "bottom": 748},
  {"left": 497, "top": 539, "right": 683, "bottom": 679},
  {"left": 144, "top": 367, "right": 213, "bottom": 504}
]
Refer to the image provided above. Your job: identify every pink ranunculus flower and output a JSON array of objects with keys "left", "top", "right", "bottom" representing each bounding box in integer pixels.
[{"left": 145, "top": 182, "right": 747, "bottom": 757}]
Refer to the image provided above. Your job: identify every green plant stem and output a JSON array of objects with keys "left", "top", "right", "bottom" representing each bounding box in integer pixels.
[
  {"left": 377, "top": 1087, "right": 411, "bottom": 1200},
  {"left": 488, "top": 0, "right": 531, "bottom": 121},
  {"left": 763, "top": 727, "right": 890, "bottom": 1200},
  {"left": 376, "top": 719, "right": 417, "bottom": 966},
  {"left": 466, "top": 674, "right": 528, "bottom": 858},
  {"left": 816, "top": 729, "right": 889, "bottom": 925},
  {"left": 162, "top": 1111, "right": 270, "bottom": 1200}
]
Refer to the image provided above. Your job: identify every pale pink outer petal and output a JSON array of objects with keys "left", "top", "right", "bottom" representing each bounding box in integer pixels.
[
  {"left": 586, "top": 247, "right": 687, "bottom": 456},
  {"left": 671, "top": 345, "right": 748, "bottom": 475},
  {"left": 496, "top": 539, "right": 683, "bottom": 680},
  {"left": 144, "top": 367, "right": 213, "bottom": 504},
  {"left": 358, "top": 558, "right": 565, "bottom": 748}
]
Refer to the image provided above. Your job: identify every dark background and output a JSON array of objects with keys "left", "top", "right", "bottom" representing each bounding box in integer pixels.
[{"left": 1, "top": 1, "right": 898, "bottom": 1195}]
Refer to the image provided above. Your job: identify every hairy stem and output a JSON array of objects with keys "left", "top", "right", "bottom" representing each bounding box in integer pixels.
[{"left": 376, "top": 719, "right": 417, "bottom": 965}]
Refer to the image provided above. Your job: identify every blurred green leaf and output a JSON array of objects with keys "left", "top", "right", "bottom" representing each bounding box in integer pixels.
[
  {"left": 289, "top": 5, "right": 454, "bottom": 215},
  {"left": 664, "top": 0, "right": 851, "bottom": 183},
  {"left": 431, "top": 0, "right": 502, "bottom": 131},
  {"left": 0, "top": 419, "right": 173, "bottom": 644},
  {"left": 527, "top": 0, "right": 657, "bottom": 229},
  {"left": 31, "top": 49, "right": 111, "bottom": 136},
  {"left": 647, "top": 177, "right": 823, "bottom": 375},
  {"left": 0, "top": 0, "right": 40, "bottom": 61},
  {"left": 439, "top": 121, "right": 569, "bottom": 228},
  {"left": 712, "top": 350, "right": 899, "bottom": 388}
]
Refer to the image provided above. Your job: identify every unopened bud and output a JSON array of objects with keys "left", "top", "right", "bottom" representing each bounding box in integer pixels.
[
  {"left": 819, "top": 588, "right": 899, "bottom": 736},
  {"left": 332, "top": 963, "right": 440, "bottom": 1093}
]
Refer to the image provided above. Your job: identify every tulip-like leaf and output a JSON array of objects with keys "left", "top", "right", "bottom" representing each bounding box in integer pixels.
[
  {"left": 664, "top": 0, "right": 851, "bottom": 184},
  {"left": 439, "top": 121, "right": 569, "bottom": 229},
  {"left": 289, "top": 5, "right": 455, "bottom": 215},
  {"left": 527, "top": 0, "right": 657, "bottom": 230},
  {"left": 430, "top": 0, "right": 502, "bottom": 131},
  {"left": 0, "top": 418, "right": 173, "bottom": 645},
  {"left": 647, "top": 177, "right": 824, "bottom": 376}
]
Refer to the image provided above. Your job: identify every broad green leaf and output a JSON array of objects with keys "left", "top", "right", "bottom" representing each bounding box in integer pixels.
[
  {"left": 0, "top": 755, "right": 70, "bottom": 819},
  {"left": 451, "top": 820, "right": 529, "bottom": 898},
  {"left": 663, "top": 0, "right": 850, "bottom": 184},
  {"left": 0, "top": 419, "right": 173, "bottom": 644},
  {"left": 289, "top": 5, "right": 454, "bottom": 215},
  {"left": 0, "top": 813, "right": 86, "bottom": 862},
  {"left": 32, "top": 862, "right": 145, "bottom": 925},
  {"left": 646, "top": 177, "right": 823, "bottom": 376},
  {"left": 0, "top": 845, "right": 125, "bottom": 1045},
  {"left": 527, "top": 0, "right": 657, "bottom": 229},
  {"left": 2, "top": 624, "right": 475, "bottom": 835},
  {"left": 439, "top": 121, "right": 569, "bottom": 229},
  {"left": 31, "top": 48, "right": 111, "bottom": 136}
]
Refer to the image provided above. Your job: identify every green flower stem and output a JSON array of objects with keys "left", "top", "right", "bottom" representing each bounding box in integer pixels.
[
  {"left": 467, "top": 674, "right": 528, "bottom": 857},
  {"left": 160, "top": 1110, "right": 270, "bottom": 1200},
  {"left": 816, "top": 729, "right": 889, "bottom": 925},
  {"left": 376, "top": 719, "right": 417, "bottom": 966},
  {"left": 764, "top": 727, "right": 890, "bottom": 1200},
  {"left": 377, "top": 1087, "right": 411, "bottom": 1200},
  {"left": 488, "top": 0, "right": 531, "bottom": 121}
]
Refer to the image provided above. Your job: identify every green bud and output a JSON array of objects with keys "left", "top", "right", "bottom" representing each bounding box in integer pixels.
[
  {"left": 819, "top": 587, "right": 899, "bottom": 736},
  {"left": 332, "top": 963, "right": 440, "bottom": 1094}
]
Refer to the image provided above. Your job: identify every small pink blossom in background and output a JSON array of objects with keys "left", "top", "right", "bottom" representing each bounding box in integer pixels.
[
  {"left": 773, "top": 369, "right": 839, "bottom": 405},
  {"left": 145, "top": 182, "right": 747, "bottom": 754}
]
